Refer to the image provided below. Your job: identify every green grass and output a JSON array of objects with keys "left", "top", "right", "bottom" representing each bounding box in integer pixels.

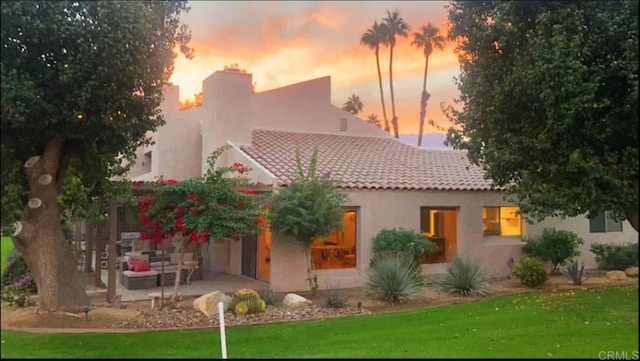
[
  {"left": 1, "top": 286, "right": 638, "bottom": 359},
  {"left": 1, "top": 236, "right": 14, "bottom": 271}
]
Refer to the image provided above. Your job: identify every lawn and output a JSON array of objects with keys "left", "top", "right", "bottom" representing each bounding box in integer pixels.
[
  {"left": 1, "top": 285, "right": 637, "bottom": 359},
  {"left": 1, "top": 236, "right": 14, "bottom": 271}
]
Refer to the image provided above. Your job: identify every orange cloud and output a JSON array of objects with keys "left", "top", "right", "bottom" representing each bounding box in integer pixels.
[{"left": 171, "top": 1, "right": 459, "bottom": 134}]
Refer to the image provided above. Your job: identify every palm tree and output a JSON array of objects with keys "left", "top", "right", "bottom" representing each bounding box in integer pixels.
[
  {"left": 342, "top": 94, "right": 363, "bottom": 115},
  {"left": 360, "top": 21, "right": 391, "bottom": 133},
  {"left": 383, "top": 10, "right": 409, "bottom": 139},
  {"left": 411, "top": 23, "right": 446, "bottom": 147},
  {"left": 367, "top": 114, "right": 381, "bottom": 128}
]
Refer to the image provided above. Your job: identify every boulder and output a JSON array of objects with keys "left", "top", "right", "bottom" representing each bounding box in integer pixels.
[
  {"left": 624, "top": 267, "right": 638, "bottom": 278},
  {"left": 282, "top": 293, "right": 312, "bottom": 308},
  {"left": 193, "top": 291, "right": 231, "bottom": 317},
  {"left": 606, "top": 270, "right": 627, "bottom": 281}
]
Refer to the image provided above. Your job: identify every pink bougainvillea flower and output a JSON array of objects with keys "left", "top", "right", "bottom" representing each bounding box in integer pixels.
[{"left": 167, "top": 179, "right": 178, "bottom": 186}]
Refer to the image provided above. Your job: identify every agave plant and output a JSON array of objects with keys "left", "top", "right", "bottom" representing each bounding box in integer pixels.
[
  {"left": 561, "top": 259, "right": 589, "bottom": 285},
  {"left": 365, "top": 251, "right": 426, "bottom": 303},
  {"left": 436, "top": 254, "right": 491, "bottom": 297}
]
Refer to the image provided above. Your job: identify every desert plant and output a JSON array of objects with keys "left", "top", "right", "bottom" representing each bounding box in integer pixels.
[
  {"left": 230, "top": 288, "right": 264, "bottom": 314},
  {"left": 513, "top": 256, "right": 549, "bottom": 288},
  {"left": 372, "top": 228, "right": 435, "bottom": 264},
  {"left": 1, "top": 250, "right": 37, "bottom": 294},
  {"left": 234, "top": 302, "right": 249, "bottom": 316},
  {"left": 561, "top": 259, "right": 588, "bottom": 285},
  {"left": 590, "top": 242, "right": 638, "bottom": 270},
  {"left": 522, "top": 228, "right": 583, "bottom": 274},
  {"left": 436, "top": 254, "right": 491, "bottom": 297},
  {"left": 324, "top": 286, "right": 346, "bottom": 309},
  {"left": 257, "top": 288, "right": 281, "bottom": 306},
  {"left": 365, "top": 251, "right": 426, "bottom": 303}
]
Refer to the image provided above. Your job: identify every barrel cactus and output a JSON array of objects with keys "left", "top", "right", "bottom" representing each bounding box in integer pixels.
[
  {"left": 230, "top": 288, "right": 264, "bottom": 314},
  {"left": 234, "top": 302, "right": 249, "bottom": 316}
]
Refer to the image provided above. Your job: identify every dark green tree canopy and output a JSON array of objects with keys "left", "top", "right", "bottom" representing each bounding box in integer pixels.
[
  {"left": 446, "top": 0, "right": 638, "bottom": 230},
  {"left": 1, "top": 1, "right": 192, "bottom": 226}
]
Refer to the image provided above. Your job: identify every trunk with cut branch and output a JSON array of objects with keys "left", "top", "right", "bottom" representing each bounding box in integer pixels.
[
  {"left": 170, "top": 234, "right": 186, "bottom": 304},
  {"left": 375, "top": 46, "right": 390, "bottom": 133},
  {"left": 13, "top": 138, "right": 89, "bottom": 312},
  {"left": 389, "top": 44, "right": 400, "bottom": 139}
]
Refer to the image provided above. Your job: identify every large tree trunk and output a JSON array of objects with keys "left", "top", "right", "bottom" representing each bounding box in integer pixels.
[
  {"left": 375, "top": 47, "right": 390, "bottom": 134},
  {"left": 417, "top": 56, "right": 430, "bottom": 147},
  {"left": 93, "top": 237, "right": 105, "bottom": 288},
  {"left": 388, "top": 44, "right": 399, "bottom": 139},
  {"left": 12, "top": 138, "right": 89, "bottom": 312}
]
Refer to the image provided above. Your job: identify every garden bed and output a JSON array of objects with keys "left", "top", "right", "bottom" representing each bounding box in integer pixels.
[{"left": 1, "top": 274, "right": 637, "bottom": 331}]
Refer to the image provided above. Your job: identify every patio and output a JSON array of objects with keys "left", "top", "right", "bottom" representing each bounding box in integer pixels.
[{"left": 98, "top": 268, "right": 269, "bottom": 302}]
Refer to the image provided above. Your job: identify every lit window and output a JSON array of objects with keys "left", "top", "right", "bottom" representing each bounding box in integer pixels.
[
  {"left": 588, "top": 212, "right": 622, "bottom": 233},
  {"left": 311, "top": 210, "right": 357, "bottom": 270},
  {"left": 482, "top": 206, "right": 521, "bottom": 236}
]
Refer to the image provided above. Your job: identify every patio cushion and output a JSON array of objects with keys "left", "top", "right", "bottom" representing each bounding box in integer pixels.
[
  {"left": 123, "top": 270, "right": 158, "bottom": 277},
  {"left": 150, "top": 261, "right": 171, "bottom": 267}
]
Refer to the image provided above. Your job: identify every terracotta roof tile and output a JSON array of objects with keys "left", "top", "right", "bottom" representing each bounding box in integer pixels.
[{"left": 239, "top": 129, "right": 498, "bottom": 191}]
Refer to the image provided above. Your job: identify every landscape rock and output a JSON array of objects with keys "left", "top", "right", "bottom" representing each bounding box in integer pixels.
[
  {"left": 192, "top": 291, "right": 231, "bottom": 317},
  {"left": 624, "top": 267, "right": 638, "bottom": 278},
  {"left": 282, "top": 293, "right": 312, "bottom": 308},
  {"left": 606, "top": 270, "right": 627, "bottom": 281}
]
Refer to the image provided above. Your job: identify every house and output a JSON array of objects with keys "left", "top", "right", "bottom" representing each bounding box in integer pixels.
[{"left": 115, "top": 69, "right": 637, "bottom": 292}]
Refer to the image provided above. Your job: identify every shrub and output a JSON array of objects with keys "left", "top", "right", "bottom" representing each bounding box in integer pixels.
[
  {"left": 257, "top": 288, "right": 281, "bottom": 306},
  {"left": 513, "top": 256, "right": 549, "bottom": 288},
  {"left": 522, "top": 228, "right": 583, "bottom": 274},
  {"left": 372, "top": 228, "right": 435, "bottom": 264},
  {"left": 1, "top": 250, "right": 37, "bottom": 294},
  {"left": 561, "top": 259, "right": 588, "bottom": 285},
  {"left": 365, "top": 251, "right": 426, "bottom": 303},
  {"left": 324, "top": 286, "right": 346, "bottom": 309},
  {"left": 590, "top": 242, "right": 638, "bottom": 270},
  {"left": 1, "top": 273, "right": 34, "bottom": 307},
  {"left": 436, "top": 254, "right": 491, "bottom": 297}
]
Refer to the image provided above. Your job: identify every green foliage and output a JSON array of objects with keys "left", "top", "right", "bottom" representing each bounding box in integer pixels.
[
  {"left": 1, "top": 284, "right": 31, "bottom": 307},
  {"left": 365, "top": 251, "right": 426, "bottom": 303},
  {"left": 561, "top": 259, "right": 588, "bottom": 286},
  {"left": 445, "top": 1, "right": 639, "bottom": 228},
  {"left": 257, "top": 288, "right": 281, "bottom": 306},
  {"left": 268, "top": 146, "right": 348, "bottom": 295},
  {"left": 372, "top": 228, "right": 435, "bottom": 263},
  {"left": 230, "top": 289, "right": 264, "bottom": 314},
  {"left": 324, "top": 286, "right": 346, "bottom": 309},
  {"left": 436, "top": 254, "right": 491, "bottom": 297},
  {"left": 1, "top": 1, "right": 192, "bottom": 228},
  {"left": 590, "top": 242, "right": 639, "bottom": 270},
  {"left": 513, "top": 257, "right": 549, "bottom": 288},
  {"left": 522, "top": 228, "right": 583, "bottom": 273},
  {"left": 342, "top": 94, "right": 363, "bottom": 115},
  {"left": 1, "top": 249, "right": 37, "bottom": 294}
]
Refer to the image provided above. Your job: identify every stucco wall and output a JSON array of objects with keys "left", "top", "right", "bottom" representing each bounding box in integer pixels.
[{"left": 269, "top": 189, "right": 527, "bottom": 292}]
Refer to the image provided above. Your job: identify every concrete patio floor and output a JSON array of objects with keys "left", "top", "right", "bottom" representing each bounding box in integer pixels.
[{"left": 97, "top": 268, "right": 269, "bottom": 302}]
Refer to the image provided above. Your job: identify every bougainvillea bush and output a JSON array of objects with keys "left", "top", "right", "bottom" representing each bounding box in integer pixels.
[{"left": 136, "top": 146, "right": 266, "bottom": 302}]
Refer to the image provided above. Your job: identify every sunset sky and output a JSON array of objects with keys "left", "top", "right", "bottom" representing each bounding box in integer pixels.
[{"left": 170, "top": 0, "right": 459, "bottom": 135}]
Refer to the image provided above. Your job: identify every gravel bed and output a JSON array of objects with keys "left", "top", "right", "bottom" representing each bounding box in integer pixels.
[{"left": 112, "top": 305, "right": 372, "bottom": 329}]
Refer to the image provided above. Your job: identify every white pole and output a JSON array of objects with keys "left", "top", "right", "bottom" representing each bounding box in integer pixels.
[{"left": 218, "top": 302, "right": 227, "bottom": 359}]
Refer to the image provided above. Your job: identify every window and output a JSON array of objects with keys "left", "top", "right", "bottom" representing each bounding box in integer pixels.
[
  {"left": 420, "top": 207, "right": 457, "bottom": 264},
  {"left": 589, "top": 212, "right": 622, "bottom": 233},
  {"left": 482, "top": 206, "right": 521, "bottom": 236},
  {"left": 311, "top": 209, "right": 357, "bottom": 270}
]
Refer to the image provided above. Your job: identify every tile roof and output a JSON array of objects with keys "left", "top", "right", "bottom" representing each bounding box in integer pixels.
[{"left": 238, "top": 129, "right": 498, "bottom": 191}]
